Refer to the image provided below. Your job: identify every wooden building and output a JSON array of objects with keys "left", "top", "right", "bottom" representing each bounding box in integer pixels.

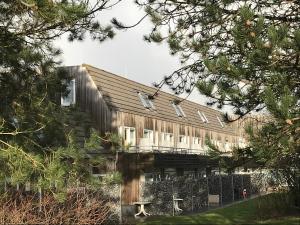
[{"left": 62, "top": 64, "right": 248, "bottom": 205}]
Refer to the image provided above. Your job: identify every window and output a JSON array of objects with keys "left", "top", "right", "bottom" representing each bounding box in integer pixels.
[
  {"left": 162, "top": 132, "right": 173, "bottom": 142},
  {"left": 138, "top": 92, "right": 155, "bottom": 110},
  {"left": 193, "top": 137, "right": 200, "bottom": 145},
  {"left": 124, "top": 127, "right": 136, "bottom": 145},
  {"left": 198, "top": 110, "right": 209, "bottom": 123},
  {"left": 61, "top": 79, "right": 76, "bottom": 106},
  {"left": 224, "top": 138, "right": 230, "bottom": 151},
  {"left": 217, "top": 116, "right": 225, "bottom": 128},
  {"left": 143, "top": 129, "right": 153, "bottom": 140},
  {"left": 172, "top": 102, "right": 186, "bottom": 117},
  {"left": 179, "top": 135, "right": 187, "bottom": 143}
]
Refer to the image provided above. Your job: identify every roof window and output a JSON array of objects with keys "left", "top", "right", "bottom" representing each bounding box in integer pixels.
[
  {"left": 138, "top": 92, "right": 155, "bottom": 110},
  {"left": 172, "top": 102, "right": 186, "bottom": 117},
  {"left": 198, "top": 111, "right": 209, "bottom": 123},
  {"left": 217, "top": 116, "right": 225, "bottom": 128}
]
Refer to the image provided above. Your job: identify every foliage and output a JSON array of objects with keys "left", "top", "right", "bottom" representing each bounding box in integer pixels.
[
  {"left": 0, "top": 129, "right": 115, "bottom": 198},
  {"left": 0, "top": 191, "right": 112, "bottom": 224},
  {"left": 101, "top": 132, "right": 122, "bottom": 151},
  {"left": 120, "top": 0, "right": 300, "bottom": 189},
  {"left": 206, "top": 136, "right": 260, "bottom": 174},
  {"left": 255, "top": 192, "right": 299, "bottom": 219},
  {"left": 84, "top": 129, "right": 103, "bottom": 151},
  {"left": 0, "top": 0, "right": 120, "bottom": 195},
  {"left": 1, "top": 0, "right": 119, "bottom": 149}
]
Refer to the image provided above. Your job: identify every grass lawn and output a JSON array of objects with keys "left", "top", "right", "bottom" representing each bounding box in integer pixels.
[{"left": 139, "top": 193, "right": 300, "bottom": 225}]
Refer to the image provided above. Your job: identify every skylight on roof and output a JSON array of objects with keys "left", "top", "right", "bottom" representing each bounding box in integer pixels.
[
  {"left": 138, "top": 92, "right": 155, "bottom": 110},
  {"left": 217, "top": 116, "right": 225, "bottom": 128},
  {"left": 198, "top": 111, "right": 209, "bottom": 123},
  {"left": 202, "top": 112, "right": 209, "bottom": 123},
  {"left": 172, "top": 102, "right": 186, "bottom": 117}
]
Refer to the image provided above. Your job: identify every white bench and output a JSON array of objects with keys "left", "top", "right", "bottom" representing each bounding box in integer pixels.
[{"left": 172, "top": 195, "right": 183, "bottom": 215}]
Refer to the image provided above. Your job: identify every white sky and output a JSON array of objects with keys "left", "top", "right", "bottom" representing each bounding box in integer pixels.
[{"left": 55, "top": 1, "right": 215, "bottom": 108}]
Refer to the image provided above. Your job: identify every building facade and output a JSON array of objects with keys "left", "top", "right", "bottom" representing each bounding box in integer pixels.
[{"left": 63, "top": 64, "right": 249, "bottom": 206}]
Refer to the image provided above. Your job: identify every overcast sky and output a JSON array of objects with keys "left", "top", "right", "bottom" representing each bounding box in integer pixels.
[{"left": 55, "top": 1, "right": 213, "bottom": 107}]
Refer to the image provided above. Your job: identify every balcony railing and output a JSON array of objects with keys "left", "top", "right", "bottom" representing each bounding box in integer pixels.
[{"left": 118, "top": 145, "right": 208, "bottom": 155}]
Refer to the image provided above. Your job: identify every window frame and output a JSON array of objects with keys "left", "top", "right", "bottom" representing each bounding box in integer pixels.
[
  {"left": 138, "top": 92, "right": 155, "bottom": 110},
  {"left": 178, "top": 135, "right": 187, "bottom": 144},
  {"left": 61, "top": 79, "right": 76, "bottom": 106},
  {"left": 162, "top": 132, "right": 174, "bottom": 142},
  {"left": 217, "top": 116, "right": 225, "bottom": 128},
  {"left": 172, "top": 102, "right": 186, "bottom": 117},
  {"left": 143, "top": 129, "right": 154, "bottom": 140},
  {"left": 197, "top": 110, "right": 209, "bottom": 123},
  {"left": 124, "top": 126, "right": 136, "bottom": 145},
  {"left": 193, "top": 137, "right": 200, "bottom": 145}
]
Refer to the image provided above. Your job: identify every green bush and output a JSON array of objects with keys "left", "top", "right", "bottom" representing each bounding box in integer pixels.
[{"left": 255, "top": 192, "right": 298, "bottom": 218}]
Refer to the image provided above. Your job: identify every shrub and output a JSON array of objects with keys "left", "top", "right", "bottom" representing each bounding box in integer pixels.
[
  {"left": 255, "top": 192, "right": 298, "bottom": 219},
  {"left": 0, "top": 190, "right": 112, "bottom": 224}
]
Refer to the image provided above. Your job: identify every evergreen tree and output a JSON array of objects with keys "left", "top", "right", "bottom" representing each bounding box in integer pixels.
[
  {"left": 0, "top": 0, "right": 120, "bottom": 194},
  {"left": 113, "top": 1, "right": 300, "bottom": 188}
]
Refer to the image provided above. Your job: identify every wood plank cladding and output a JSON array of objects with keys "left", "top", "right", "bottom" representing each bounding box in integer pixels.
[
  {"left": 65, "top": 66, "right": 115, "bottom": 135},
  {"left": 116, "top": 112, "right": 241, "bottom": 149},
  {"left": 117, "top": 153, "right": 154, "bottom": 204},
  {"left": 66, "top": 64, "right": 242, "bottom": 145},
  {"left": 64, "top": 64, "right": 246, "bottom": 205},
  {"left": 81, "top": 64, "right": 237, "bottom": 135}
]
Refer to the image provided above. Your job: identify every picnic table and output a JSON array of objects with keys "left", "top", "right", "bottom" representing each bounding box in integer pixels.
[{"left": 133, "top": 201, "right": 151, "bottom": 217}]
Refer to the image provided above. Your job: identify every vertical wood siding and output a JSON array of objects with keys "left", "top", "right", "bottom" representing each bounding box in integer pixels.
[
  {"left": 65, "top": 65, "right": 246, "bottom": 205},
  {"left": 117, "top": 153, "right": 154, "bottom": 204},
  {"left": 117, "top": 112, "right": 241, "bottom": 150},
  {"left": 67, "top": 66, "right": 116, "bottom": 135}
]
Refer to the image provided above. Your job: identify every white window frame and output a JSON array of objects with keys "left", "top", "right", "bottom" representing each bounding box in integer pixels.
[
  {"left": 178, "top": 135, "right": 187, "bottom": 144},
  {"left": 124, "top": 126, "right": 136, "bottom": 146},
  {"left": 203, "top": 112, "right": 209, "bottom": 123},
  {"left": 217, "top": 116, "right": 225, "bottom": 128},
  {"left": 193, "top": 137, "right": 200, "bottom": 145},
  {"left": 162, "top": 132, "right": 174, "bottom": 142},
  {"left": 143, "top": 129, "right": 154, "bottom": 140},
  {"left": 138, "top": 92, "right": 155, "bottom": 110},
  {"left": 198, "top": 110, "right": 209, "bottom": 123},
  {"left": 172, "top": 103, "right": 186, "bottom": 117},
  {"left": 61, "top": 79, "right": 76, "bottom": 106}
]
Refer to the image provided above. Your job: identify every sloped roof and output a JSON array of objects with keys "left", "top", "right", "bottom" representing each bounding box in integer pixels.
[{"left": 82, "top": 64, "right": 236, "bottom": 135}]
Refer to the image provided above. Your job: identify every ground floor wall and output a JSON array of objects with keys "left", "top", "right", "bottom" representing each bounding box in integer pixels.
[
  {"left": 137, "top": 174, "right": 253, "bottom": 216},
  {"left": 116, "top": 153, "right": 269, "bottom": 218}
]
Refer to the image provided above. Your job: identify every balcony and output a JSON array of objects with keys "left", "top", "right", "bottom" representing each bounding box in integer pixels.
[
  {"left": 238, "top": 142, "right": 247, "bottom": 148},
  {"left": 117, "top": 137, "right": 237, "bottom": 156},
  {"left": 177, "top": 142, "right": 189, "bottom": 149},
  {"left": 224, "top": 142, "right": 231, "bottom": 152},
  {"left": 160, "top": 140, "right": 174, "bottom": 148},
  {"left": 139, "top": 138, "right": 154, "bottom": 151},
  {"left": 120, "top": 143, "right": 207, "bottom": 155},
  {"left": 191, "top": 143, "right": 203, "bottom": 151}
]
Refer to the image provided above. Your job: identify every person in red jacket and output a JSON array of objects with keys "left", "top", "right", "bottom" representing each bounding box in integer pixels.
[{"left": 243, "top": 188, "right": 247, "bottom": 199}]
